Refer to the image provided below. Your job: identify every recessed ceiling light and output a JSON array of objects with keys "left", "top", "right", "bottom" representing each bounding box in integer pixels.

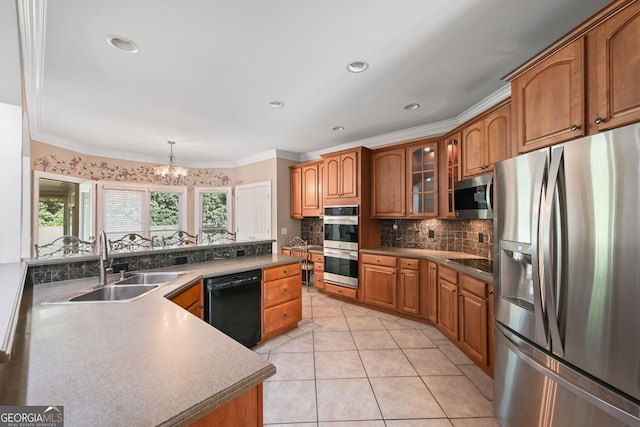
[
  {"left": 332, "top": 126, "right": 345, "bottom": 132},
  {"left": 347, "top": 60, "right": 369, "bottom": 73},
  {"left": 106, "top": 35, "right": 139, "bottom": 53},
  {"left": 269, "top": 101, "right": 284, "bottom": 109},
  {"left": 404, "top": 103, "right": 420, "bottom": 110}
]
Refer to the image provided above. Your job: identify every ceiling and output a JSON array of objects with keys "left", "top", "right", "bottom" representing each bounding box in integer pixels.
[{"left": 15, "top": 0, "right": 611, "bottom": 168}]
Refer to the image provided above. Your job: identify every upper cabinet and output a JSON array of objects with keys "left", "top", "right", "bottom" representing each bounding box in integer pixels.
[
  {"left": 511, "top": 40, "right": 585, "bottom": 153},
  {"left": 323, "top": 149, "right": 360, "bottom": 205},
  {"left": 407, "top": 141, "right": 438, "bottom": 217},
  {"left": 289, "top": 161, "right": 322, "bottom": 218},
  {"left": 371, "top": 140, "right": 438, "bottom": 218},
  {"left": 440, "top": 133, "right": 461, "bottom": 219},
  {"left": 290, "top": 166, "right": 303, "bottom": 219},
  {"left": 371, "top": 148, "right": 406, "bottom": 217},
  {"left": 592, "top": 0, "right": 640, "bottom": 131},
  {"left": 510, "top": 0, "right": 640, "bottom": 153},
  {"left": 462, "top": 102, "right": 511, "bottom": 178}
]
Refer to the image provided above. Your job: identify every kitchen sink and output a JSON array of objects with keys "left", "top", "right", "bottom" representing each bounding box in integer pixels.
[
  {"left": 68, "top": 285, "right": 159, "bottom": 302},
  {"left": 115, "top": 272, "right": 187, "bottom": 285}
]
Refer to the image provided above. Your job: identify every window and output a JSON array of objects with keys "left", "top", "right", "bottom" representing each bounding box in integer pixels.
[
  {"left": 98, "top": 182, "right": 187, "bottom": 246},
  {"left": 194, "top": 187, "right": 232, "bottom": 241}
]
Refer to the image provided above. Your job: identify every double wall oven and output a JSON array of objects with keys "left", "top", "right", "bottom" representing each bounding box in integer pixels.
[{"left": 323, "top": 205, "right": 359, "bottom": 289}]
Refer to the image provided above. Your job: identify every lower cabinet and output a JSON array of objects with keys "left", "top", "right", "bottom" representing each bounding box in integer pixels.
[
  {"left": 436, "top": 266, "right": 492, "bottom": 375},
  {"left": 262, "top": 262, "right": 302, "bottom": 341},
  {"left": 170, "top": 279, "right": 204, "bottom": 320},
  {"left": 312, "top": 253, "right": 325, "bottom": 291},
  {"left": 324, "top": 282, "right": 357, "bottom": 299},
  {"left": 398, "top": 258, "right": 420, "bottom": 315},
  {"left": 360, "top": 253, "right": 398, "bottom": 310},
  {"left": 189, "top": 383, "right": 263, "bottom": 427}
]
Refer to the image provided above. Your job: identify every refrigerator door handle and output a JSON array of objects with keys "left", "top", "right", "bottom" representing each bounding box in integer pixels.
[
  {"left": 497, "top": 324, "right": 640, "bottom": 426},
  {"left": 531, "top": 152, "right": 550, "bottom": 348},
  {"left": 544, "top": 146, "right": 565, "bottom": 357},
  {"left": 485, "top": 174, "right": 493, "bottom": 214}
]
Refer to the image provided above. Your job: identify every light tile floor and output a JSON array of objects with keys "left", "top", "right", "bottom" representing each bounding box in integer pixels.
[{"left": 253, "top": 288, "right": 501, "bottom": 426}]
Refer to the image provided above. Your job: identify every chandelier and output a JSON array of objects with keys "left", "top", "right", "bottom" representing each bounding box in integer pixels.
[{"left": 154, "top": 141, "right": 188, "bottom": 184}]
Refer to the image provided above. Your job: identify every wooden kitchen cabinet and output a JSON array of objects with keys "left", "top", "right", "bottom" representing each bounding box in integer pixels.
[
  {"left": 592, "top": 0, "right": 640, "bottom": 132},
  {"left": 189, "top": 383, "right": 263, "bottom": 427},
  {"left": 323, "top": 149, "right": 359, "bottom": 203},
  {"left": 262, "top": 262, "right": 302, "bottom": 341},
  {"left": 462, "top": 102, "right": 511, "bottom": 178},
  {"left": 290, "top": 166, "right": 303, "bottom": 219},
  {"left": 371, "top": 147, "right": 406, "bottom": 217},
  {"left": 312, "top": 252, "right": 325, "bottom": 291},
  {"left": 440, "top": 133, "right": 461, "bottom": 219},
  {"left": 360, "top": 253, "right": 398, "bottom": 310},
  {"left": 290, "top": 161, "right": 322, "bottom": 218},
  {"left": 302, "top": 162, "right": 322, "bottom": 217},
  {"left": 407, "top": 141, "right": 439, "bottom": 217},
  {"left": 426, "top": 261, "right": 438, "bottom": 323},
  {"left": 170, "top": 279, "right": 204, "bottom": 320},
  {"left": 398, "top": 258, "right": 420, "bottom": 315},
  {"left": 458, "top": 273, "right": 489, "bottom": 368},
  {"left": 437, "top": 266, "right": 459, "bottom": 341}
]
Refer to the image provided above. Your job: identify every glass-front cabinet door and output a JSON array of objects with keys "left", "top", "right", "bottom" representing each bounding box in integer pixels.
[
  {"left": 406, "top": 142, "right": 438, "bottom": 217},
  {"left": 443, "top": 133, "right": 461, "bottom": 218}
]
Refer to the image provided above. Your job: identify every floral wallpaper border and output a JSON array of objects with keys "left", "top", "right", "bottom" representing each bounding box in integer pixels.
[{"left": 33, "top": 153, "right": 243, "bottom": 187}]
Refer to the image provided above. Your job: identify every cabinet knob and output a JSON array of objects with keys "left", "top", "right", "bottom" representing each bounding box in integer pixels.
[
  {"left": 283, "top": 312, "right": 288, "bottom": 317},
  {"left": 595, "top": 117, "right": 605, "bottom": 124},
  {"left": 488, "top": 290, "right": 494, "bottom": 295},
  {"left": 570, "top": 124, "right": 580, "bottom": 131},
  {"left": 451, "top": 289, "right": 456, "bottom": 293},
  {"left": 283, "top": 287, "right": 287, "bottom": 292},
  {"left": 458, "top": 293, "right": 462, "bottom": 297},
  {"left": 283, "top": 270, "right": 287, "bottom": 274}
]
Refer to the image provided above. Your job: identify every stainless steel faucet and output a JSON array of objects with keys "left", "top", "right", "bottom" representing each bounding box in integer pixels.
[{"left": 98, "top": 230, "right": 113, "bottom": 287}]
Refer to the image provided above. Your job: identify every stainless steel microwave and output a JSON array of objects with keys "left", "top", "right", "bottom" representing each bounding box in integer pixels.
[{"left": 454, "top": 173, "right": 493, "bottom": 219}]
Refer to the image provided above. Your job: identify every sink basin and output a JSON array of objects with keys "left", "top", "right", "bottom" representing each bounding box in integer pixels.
[
  {"left": 68, "top": 285, "right": 158, "bottom": 302},
  {"left": 115, "top": 272, "right": 186, "bottom": 285}
]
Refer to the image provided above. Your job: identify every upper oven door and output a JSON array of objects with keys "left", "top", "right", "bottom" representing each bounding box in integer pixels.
[{"left": 323, "top": 215, "right": 358, "bottom": 250}]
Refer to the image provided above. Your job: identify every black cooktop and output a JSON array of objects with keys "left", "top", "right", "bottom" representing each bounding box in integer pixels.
[{"left": 446, "top": 258, "right": 494, "bottom": 274}]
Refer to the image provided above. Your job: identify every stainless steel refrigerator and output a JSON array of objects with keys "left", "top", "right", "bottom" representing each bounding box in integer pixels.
[{"left": 493, "top": 122, "right": 640, "bottom": 427}]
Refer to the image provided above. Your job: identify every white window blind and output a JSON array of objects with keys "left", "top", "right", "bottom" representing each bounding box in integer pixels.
[{"left": 103, "top": 188, "right": 145, "bottom": 234}]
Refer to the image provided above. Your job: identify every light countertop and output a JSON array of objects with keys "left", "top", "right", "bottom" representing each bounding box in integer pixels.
[{"left": 0, "top": 254, "right": 302, "bottom": 426}]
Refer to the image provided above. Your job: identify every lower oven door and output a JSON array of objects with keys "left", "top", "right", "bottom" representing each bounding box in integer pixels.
[{"left": 324, "top": 248, "right": 358, "bottom": 289}]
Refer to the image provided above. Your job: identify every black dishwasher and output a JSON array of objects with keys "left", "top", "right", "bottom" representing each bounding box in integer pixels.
[{"left": 204, "top": 269, "right": 262, "bottom": 348}]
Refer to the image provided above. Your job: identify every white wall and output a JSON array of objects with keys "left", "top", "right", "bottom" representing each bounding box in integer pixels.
[{"left": 0, "top": 102, "right": 23, "bottom": 263}]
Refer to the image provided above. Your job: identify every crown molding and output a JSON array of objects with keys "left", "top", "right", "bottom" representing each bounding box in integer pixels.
[{"left": 301, "top": 83, "right": 512, "bottom": 161}]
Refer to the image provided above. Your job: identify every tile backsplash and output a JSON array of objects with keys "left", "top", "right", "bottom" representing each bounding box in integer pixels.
[
  {"left": 381, "top": 218, "right": 494, "bottom": 259},
  {"left": 302, "top": 217, "right": 493, "bottom": 259}
]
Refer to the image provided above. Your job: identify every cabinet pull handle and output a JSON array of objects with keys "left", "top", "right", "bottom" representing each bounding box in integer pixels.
[
  {"left": 488, "top": 290, "right": 494, "bottom": 295},
  {"left": 595, "top": 117, "right": 605, "bottom": 124},
  {"left": 570, "top": 124, "right": 580, "bottom": 131}
]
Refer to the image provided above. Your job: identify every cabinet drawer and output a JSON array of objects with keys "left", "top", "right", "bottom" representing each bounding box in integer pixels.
[
  {"left": 399, "top": 257, "right": 419, "bottom": 270},
  {"left": 360, "top": 253, "right": 397, "bottom": 268},
  {"left": 264, "top": 276, "right": 302, "bottom": 308},
  {"left": 324, "top": 282, "right": 357, "bottom": 299},
  {"left": 263, "top": 262, "right": 301, "bottom": 282},
  {"left": 459, "top": 273, "right": 487, "bottom": 298},
  {"left": 439, "top": 265, "right": 458, "bottom": 283},
  {"left": 312, "top": 253, "right": 324, "bottom": 263},
  {"left": 263, "top": 299, "right": 302, "bottom": 336}
]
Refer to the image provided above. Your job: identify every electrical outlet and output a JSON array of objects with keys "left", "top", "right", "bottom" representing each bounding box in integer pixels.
[
  {"left": 281, "top": 227, "right": 287, "bottom": 235},
  {"left": 478, "top": 232, "right": 484, "bottom": 243},
  {"left": 428, "top": 229, "right": 435, "bottom": 238}
]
